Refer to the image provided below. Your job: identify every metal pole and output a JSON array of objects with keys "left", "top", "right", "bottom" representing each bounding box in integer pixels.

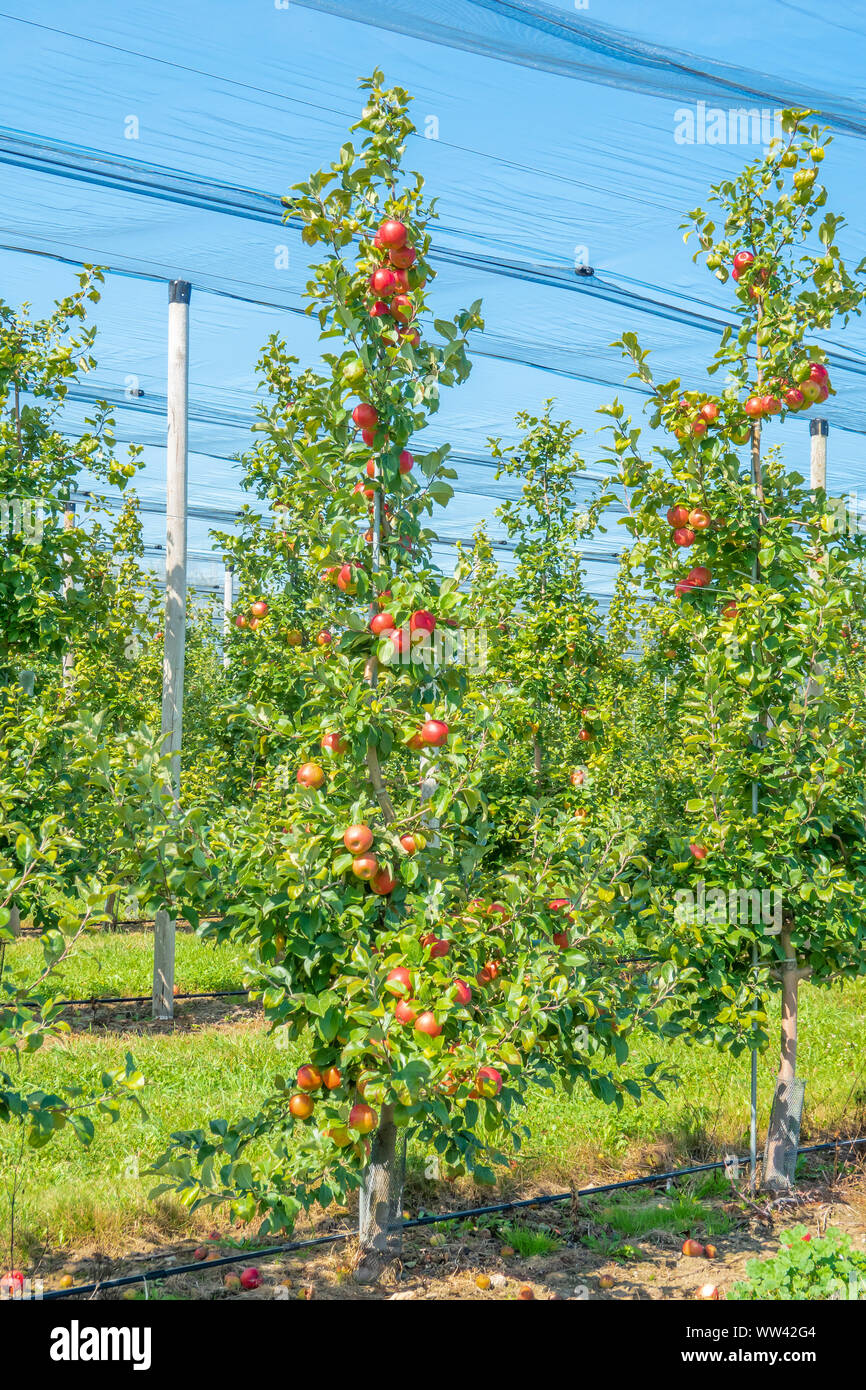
[
  {"left": 810, "top": 418, "right": 828, "bottom": 493},
  {"left": 223, "top": 562, "right": 233, "bottom": 670},
  {"left": 153, "top": 278, "right": 190, "bottom": 1020},
  {"left": 61, "top": 500, "right": 75, "bottom": 687}
]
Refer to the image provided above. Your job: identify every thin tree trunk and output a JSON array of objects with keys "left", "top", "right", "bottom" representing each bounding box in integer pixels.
[
  {"left": 355, "top": 1103, "right": 403, "bottom": 1279},
  {"left": 532, "top": 731, "right": 542, "bottom": 786}
]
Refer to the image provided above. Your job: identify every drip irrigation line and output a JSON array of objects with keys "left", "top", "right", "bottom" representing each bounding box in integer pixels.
[
  {"left": 49, "top": 989, "right": 248, "bottom": 1009},
  {"left": 39, "top": 1135, "right": 866, "bottom": 1301}
]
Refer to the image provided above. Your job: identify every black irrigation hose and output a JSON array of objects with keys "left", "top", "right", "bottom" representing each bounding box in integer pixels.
[
  {"left": 39, "top": 1136, "right": 866, "bottom": 1301},
  {"left": 54, "top": 989, "right": 249, "bottom": 1008}
]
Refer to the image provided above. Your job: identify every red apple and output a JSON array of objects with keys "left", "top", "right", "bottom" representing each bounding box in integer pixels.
[
  {"left": 369, "top": 300, "right": 390, "bottom": 318},
  {"left": 690, "top": 418, "right": 707, "bottom": 436},
  {"left": 400, "top": 833, "right": 418, "bottom": 855},
  {"left": 732, "top": 251, "right": 754, "bottom": 272},
  {"left": 699, "top": 402, "right": 719, "bottom": 423},
  {"left": 578, "top": 728, "right": 592, "bottom": 742},
  {"left": 689, "top": 843, "right": 707, "bottom": 861},
  {"left": 666, "top": 506, "right": 691, "bottom": 527},
  {"left": 763, "top": 395, "right": 781, "bottom": 415},
  {"left": 289, "top": 1092, "right": 315, "bottom": 1118},
  {"left": 673, "top": 527, "right": 696, "bottom": 547},
  {"left": 385, "top": 966, "right": 413, "bottom": 996},
  {"left": 410, "top": 609, "right": 436, "bottom": 633},
  {"left": 800, "top": 379, "right": 822, "bottom": 404},
  {"left": 722, "top": 602, "right": 738, "bottom": 619},
  {"left": 352, "top": 403, "right": 379, "bottom": 430},
  {"left": 352, "top": 853, "right": 379, "bottom": 881},
  {"left": 296, "top": 763, "right": 325, "bottom": 789},
  {"left": 452, "top": 979, "right": 472, "bottom": 1006},
  {"left": 344, "top": 824, "right": 374, "bottom": 853},
  {"left": 234, "top": 614, "right": 247, "bottom": 629},
  {"left": 674, "top": 580, "right": 696, "bottom": 598},
  {"left": 370, "top": 267, "right": 399, "bottom": 295},
  {"left": 250, "top": 600, "right": 269, "bottom": 618},
  {"left": 0, "top": 1270, "right": 24, "bottom": 1297},
  {"left": 296, "top": 1065, "right": 322, "bottom": 1092},
  {"left": 389, "top": 245, "right": 416, "bottom": 269},
  {"left": 414, "top": 1011, "right": 442, "bottom": 1038},
  {"left": 419, "top": 719, "right": 449, "bottom": 747},
  {"left": 371, "top": 612, "right": 396, "bottom": 636},
  {"left": 322, "top": 1067, "right": 341, "bottom": 1090},
  {"left": 394, "top": 998, "right": 418, "bottom": 1025},
  {"left": 476, "top": 1066, "right": 503, "bottom": 1097},
  {"left": 744, "top": 396, "right": 764, "bottom": 417},
  {"left": 809, "top": 362, "right": 829, "bottom": 383},
  {"left": 371, "top": 868, "right": 395, "bottom": 894},
  {"left": 378, "top": 219, "right": 408, "bottom": 249},
  {"left": 687, "top": 566, "right": 711, "bottom": 587},
  {"left": 785, "top": 387, "right": 805, "bottom": 410},
  {"left": 552, "top": 931, "right": 569, "bottom": 950},
  {"left": 349, "top": 1102, "right": 377, "bottom": 1133},
  {"left": 688, "top": 509, "right": 711, "bottom": 530},
  {"left": 316, "top": 630, "right": 332, "bottom": 647},
  {"left": 239, "top": 1267, "right": 262, "bottom": 1290},
  {"left": 398, "top": 450, "right": 414, "bottom": 474},
  {"left": 390, "top": 294, "right": 413, "bottom": 324},
  {"left": 682, "top": 1239, "right": 705, "bottom": 1258},
  {"left": 321, "top": 733, "right": 347, "bottom": 755},
  {"left": 570, "top": 768, "right": 586, "bottom": 787},
  {"left": 421, "top": 933, "right": 449, "bottom": 958}
]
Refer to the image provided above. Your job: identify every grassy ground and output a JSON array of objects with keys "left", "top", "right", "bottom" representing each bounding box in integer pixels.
[{"left": 2, "top": 932, "right": 865, "bottom": 1258}]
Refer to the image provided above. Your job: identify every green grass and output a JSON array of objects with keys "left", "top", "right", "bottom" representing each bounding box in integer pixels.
[
  {"left": 594, "top": 1192, "right": 734, "bottom": 1239},
  {"left": 1, "top": 938, "right": 864, "bottom": 1257},
  {"left": 498, "top": 1222, "right": 562, "bottom": 1256},
  {"left": 5, "top": 930, "right": 247, "bottom": 999}
]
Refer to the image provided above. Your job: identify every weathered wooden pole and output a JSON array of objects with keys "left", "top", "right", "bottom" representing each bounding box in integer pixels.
[
  {"left": 153, "top": 279, "right": 190, "bottom": 1020},
  {"left": 223, "top": 562, "right": 233, "bottom": 670}
]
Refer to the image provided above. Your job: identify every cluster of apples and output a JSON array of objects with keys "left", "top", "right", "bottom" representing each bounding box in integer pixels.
[
  {"left": 745, "top": 361, "right": 831, "bottom": 417},
  {"left": 370, "top": 604, "right": 435, "bottom": 650},
  {"left": 385, "top": 966, "right": 504, "bottom": 1096},
  {"left": 320, "top": 562, "right": 363, "bottom": 594},
  {"left": 548, "top": 897, "right": 576, "bottom": 950},
  {"left": 286, "top": 1062, "right": 379, "bottom": 1142},
  {"left": 342, "top": 821, "right": 413, "bottom": 896},
  {"left": 365, "top": 218, "right": 422, "bottom": 348},
  {"left": 234, "top": 599, "right": 269, "bottom": 631},
  {"left": 665, "top": 503, "right": 712, "bottom": 550}
]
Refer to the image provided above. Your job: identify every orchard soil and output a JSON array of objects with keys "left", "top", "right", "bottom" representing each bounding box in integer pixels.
[{"left": 36, "top": 1154, "right": 866, "bottom": 1302}]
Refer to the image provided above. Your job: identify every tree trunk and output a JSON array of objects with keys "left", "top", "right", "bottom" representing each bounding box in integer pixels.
[
  {"left": 764, "top": 929, "right": 801, "bottom": 1191},
  {"left": 355, "top": 1104, "right": 403, "bottom": 1281},
  {"left": 532, "top": 732, "right": 542, "bottom": 786}
]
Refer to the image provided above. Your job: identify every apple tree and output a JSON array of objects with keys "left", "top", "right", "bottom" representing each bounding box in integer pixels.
[
  {"left": 150, "top": 76, "right": 674, "bottom": 1274},
  {"left": 601, "top": 110, "right": 866, "bottom": 1184}
]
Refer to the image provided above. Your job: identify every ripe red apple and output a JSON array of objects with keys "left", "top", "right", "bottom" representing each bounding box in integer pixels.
[
  {"left": 394, "top": 998, "right": 418, "bottom": 1025},
  {"left": 344, "top": 824, "right": 373, "bottom": 853},
  {"left": 578, "top": 728, "right": 592, "bottom": 742},
  {"left": 687, "top": 566, "right": 711, "bottom": 587},
  {"left": 476, "top": 1066, "right": 503, "bottom": 1097},
  {"left": 785, "top": 387, "right": 805, "bottom": 410},
  {"left": 690, "top": 418, "right": 707, "bottom": 437},
  {"left": 452, "top": 979, "right": 472, "bottom": 1006},
  {"left": 421, "top": 933, "right": 449, "bottom": 958},
  {"left": 744, "top": 395, "right": 764, "bottom": 417},
  {"left": 316, "top": 630, "right": 332, "bottom": 647},
  {"left": 234, "top": 614, "right": 247, "bottom": 629},
  {"left": 371, "top": 612, "right": 395, "bottom": 636},
  {"left": 699, "top": 401, "right": 719, "bottom": 423},
  {"left": 369, "top": 301, "right": 390, "bottom": 318},
  {"left": 389, "top": 245, "right": 416, "bottom": 269},
  {"left": 570, "top": 768, "right": 586, "bottom": 787},
  {"left": 732, "top": 251, "right": 754, "bottom": 272},
  {"left": 673, "top": 527, "right": 695, "bottom": 547},
  {"left": 763, "top": 395, "right": 781, "bottom": 415},
  {"left": 407, "top": 732, "right": 425, "bottom": 751},
  {"left": 549, "top": 897, "right": 571, "bottom": 912},
  {"left": 722, "top": 602, "right": 738, "bottom": 619},
  {"left": 414, "top": 1011, "right": 442, "bottom": 1038},
  {"left": 420, "top": 719, "right": 449, "bottom": 747},
  {"left": 682, "top": 1239, "right": 705, "bottom": 1258},
  {"left": 385, "top": 966, "right": 412, "bottom": 996},
  {"left": 250, "top": 600, "right": 269, "bottom": 618},
  {"left": 239, "top": 1267, "right": 262, "bottom": 1290},
  {"left": 666, "top": 506, "right": 691, "bottom": 527},
  {"left": 410, "top": 609, "right": 436, "bottom": 633},
  {"left": 688, "top": 509, "right": 711, "bottom": 531},
  {"left": 689, "top": 843, "right": 707, "bottom": 860},
  {"left": 399, "top": 450, "right": 414, "bottom": 474},
  {"left": 0, "top": 1270, "right": 24, "bottom": 1297},
  {"left": 296, "top": 1064, "right": 322, "bottom": 1092},
  {"left": 370, "top": 266, "right": 399, "bottom": 295},
  {"left": 809, "top": 362, "right": 829, "bottom": 383},
  {"left": 352, "top": 403, "right": 379, "bottom": 430},
  {"left": 369, "top": 867, "right": 397, "bottom": 889},
  {"left": 321, "top": 733, "right": 347, "bottom": 755},
  {"left": 390, "top": 294, "right": 413, "bottom": 324},
  {"left": 296, "top": 763, "right": 325, "bottom": 789},
  {"left": 378, "top": 219, "right": 408, "bottom": 249},
  {"left": 674, "top": 580, "right": 696, "bottom": 598},
  {"left": 322, "top": 1066, "right": 342, "bottom": 1090},
  {"left": 289, "top": 1092, "right": 315, "bottom": 1118},
  {"left": 400, "top": 833, "right": 418, "bottom": 855},
  {"left": 352, "top": 853, "right": 379, "bottom": 881},
  {"left": 349, "top": 1102, "right": 377, "bottom": 1133},
  {"left": 552, "top": 931, "right": 569, "bottom": 950},
  {"left": 336, "top": 563, "right": 358, "bottom": 593}
]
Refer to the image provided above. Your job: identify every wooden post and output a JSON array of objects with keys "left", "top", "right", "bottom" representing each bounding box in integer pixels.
[
  {"left": 223, "top": 563, "right": 233, "bottom": 669},
  {"left": 153, "top": 279, "right": 190, "bottom": 1020}
]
